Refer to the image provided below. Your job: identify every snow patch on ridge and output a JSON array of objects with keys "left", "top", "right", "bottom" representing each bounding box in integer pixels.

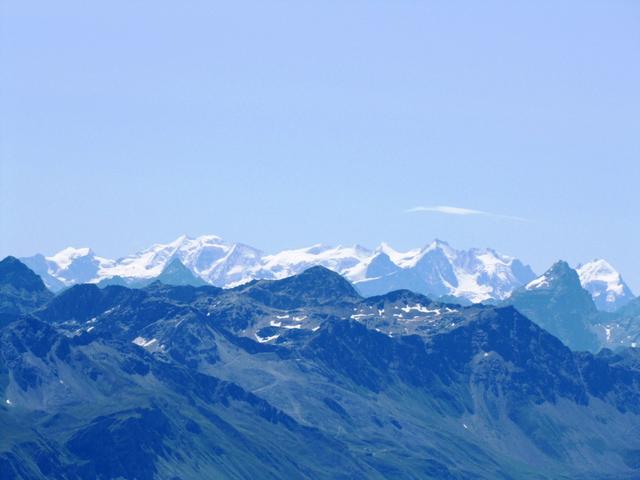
[{"left": 526, "top": 275, "right": 549, "bottom": 290}]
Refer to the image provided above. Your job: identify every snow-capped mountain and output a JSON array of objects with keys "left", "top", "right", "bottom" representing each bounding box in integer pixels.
[
  {"left": 20, "top": 235, "right": 539, "bottom": 304},
  {"left": 255, "top": 244, "right": 372, "bottom": 282},
  {"left": 576, "top": 259, "right": 634, "bottom": 312},
  {"left": 20, "top": 248, "right": 113, "bottom": 291},
  {"left": 508, "top": 261, "right": 601, "bottom": 351},
  {"left": 95, "top": 234, "right": 263, "bottom": 287},
  {"left": 352, "top": 240, "right": 537, "bottom": 302},
  {"left": 21, "top": 235, "right": 637, "bottom": 308}
]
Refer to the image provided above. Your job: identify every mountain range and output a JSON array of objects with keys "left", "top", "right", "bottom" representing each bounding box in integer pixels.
[
  {"left": 2, "top": 256, "right": 640, "bottom": 479},
  {"left": 20, "top": 235, "right": 635, "bottom": 310}
]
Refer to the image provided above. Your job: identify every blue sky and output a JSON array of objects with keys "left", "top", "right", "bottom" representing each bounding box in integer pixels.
[{"left": 1, "top": 1, "right": 639, "bottom": 289}]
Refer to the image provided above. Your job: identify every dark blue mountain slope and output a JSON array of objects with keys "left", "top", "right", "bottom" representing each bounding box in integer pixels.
[
  {"left": 0, "top": 257, "right": 53, "bottom": 322},
  {"left": 1, "top": 265, "right": 640, "bottom": 478}
]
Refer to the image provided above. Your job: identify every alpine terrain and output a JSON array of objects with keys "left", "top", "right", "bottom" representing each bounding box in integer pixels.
[
  {"left": 2, "top": 256, "right": 640, "bottom": 479},
  {"left": 20, "top": 235, "right": 636, "bottom": 310}
]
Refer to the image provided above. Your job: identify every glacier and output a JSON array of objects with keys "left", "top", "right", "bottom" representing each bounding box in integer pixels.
[{"left": 20, "top": 234, "right": 635, "bottom": 308}]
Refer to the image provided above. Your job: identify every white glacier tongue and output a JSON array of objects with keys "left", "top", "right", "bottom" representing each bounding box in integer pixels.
[{"left": 577, "top": 259, "right": 635, "bottom": 312}]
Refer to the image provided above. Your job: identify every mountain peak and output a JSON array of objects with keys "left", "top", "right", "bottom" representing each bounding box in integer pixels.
[
  {"left": 191, "top": 234, "right": 225, "bottom": 243},
  {"left": 157, "top": 258, "right": 207, "bottom": 287},
  {"left": 17, "top": 237, "right": 547, "bottom": 305},
  {"left": 577, "top": 259, "right": 634, "bottom": 312},
  {"left": 548, "top": 260, "right": 576, "bottom": 278},
  {"left": 166, "top": 234, "right": 225, "bottom": 249},
  {"left": 0, "top": 256, "right": 49, "bottom": 293},
  {"left": 0, "top": 256, "right": 53, "bottom": 319},
  {"left": 424, "top": 238, "right": 453, "bottom": 253},
  {"left": 365, "top": 251, "right": 400, "bottom": 279},
  {"left": 163, "top": 257, "right": 189, "bottom": 271},
  {"left": 511, "top": 260, "right": 599, "bottom": 351},
  {"left": 172, "top": 234, "right": 192, "bottom": 243},
  {"left": 432, "top": 238, "right": 450, "bottom": 247},
  {"left": 295, "top": 266, "right": 360, "bottom": 293},
  {"left": 243, "top": 266, "right": 361, "bottom": 309},
  {"left": 374, "top": 242, "right": 417, "bottom": 266},
  {"left": 48, "top": 246, "right": 94, "bottom": 269},
  {"left": 525, "top": 260, "right": 576, "bottom": 291}
]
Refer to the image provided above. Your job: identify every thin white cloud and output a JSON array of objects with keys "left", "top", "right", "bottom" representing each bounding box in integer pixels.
[{"left": 406, "top": 205, "right": 528, "bottom": 222}]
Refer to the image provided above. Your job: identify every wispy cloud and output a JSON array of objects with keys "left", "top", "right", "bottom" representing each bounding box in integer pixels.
[{"left": 406, "top": 205, "right": 528, "bottom": 222}]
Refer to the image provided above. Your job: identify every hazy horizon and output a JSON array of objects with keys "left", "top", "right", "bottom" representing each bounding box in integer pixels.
[{"left": 2, "top": 1, "right": 639, "bottom": 289}]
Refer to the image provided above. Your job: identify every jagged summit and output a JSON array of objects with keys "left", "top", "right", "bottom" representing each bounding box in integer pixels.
[
  {"left": 525, "top": 260, "right": 576, "bottom": 290},
  {"left": 525, "top": 260, "right": 635, "bottom": 312},
  {"left": 19, "top": 236, "right": 539, "bottom": 304},
  {"left": 508, "top": 260, "right": 599, "bottom": 351},
  {"left": 17, "top": 235, "right": 635, "bottom": 310}
]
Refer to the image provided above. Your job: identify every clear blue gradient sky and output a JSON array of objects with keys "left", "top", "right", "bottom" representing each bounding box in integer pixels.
[{"left": 1, "top": 1, "right": 639, "bottom": 289}]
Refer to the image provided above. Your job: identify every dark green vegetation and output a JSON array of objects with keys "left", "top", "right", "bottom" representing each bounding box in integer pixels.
[{"left": 2, "top": 257, "right": 640, "bottom": 479}]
